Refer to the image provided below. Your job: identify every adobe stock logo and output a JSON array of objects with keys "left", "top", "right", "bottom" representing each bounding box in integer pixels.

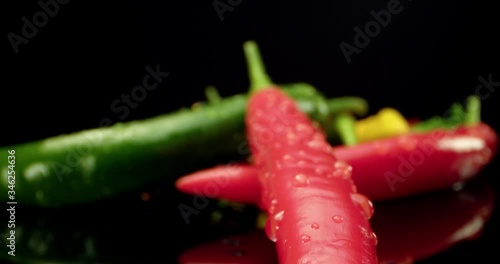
[
  {"left": 212, "top": 0, "right": 243, "bottom": 21},
  {"left": 7, "top": 0, "right": 70, "bottom": 54},
  {"left": 340, "top": 0, "right": 411, "bottom": 64}
]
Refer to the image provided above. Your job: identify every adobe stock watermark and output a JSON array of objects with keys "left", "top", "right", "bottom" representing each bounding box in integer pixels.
[
  {"left": 384, "top": 73, "right": 498, "bottom": 192},
  {"left": 340, "top": 0, "right": 413, "bottom": 64},
  {"left": 178, "top": 98, "right": 304, "bottom": 224},
  {"left": 7, "top": 0, "right": 70, "bottom": 54},
  {"left": 50, "top": 64, "right": 170, "bottom": 183},
  {"left": 178, "top": 161, "right": 238, "bottom": 225},
  {"left": 213, "top": 0, "right": 243, "bottom": 21}
]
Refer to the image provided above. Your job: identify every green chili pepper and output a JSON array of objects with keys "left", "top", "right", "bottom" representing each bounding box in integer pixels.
[{"left": 0, "top": 83, "right": 367, "bottom": 207}]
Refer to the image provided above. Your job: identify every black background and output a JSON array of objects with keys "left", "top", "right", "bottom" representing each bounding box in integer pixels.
[{"left": 2, "top": 0, "right": 500, "bottom": 263}]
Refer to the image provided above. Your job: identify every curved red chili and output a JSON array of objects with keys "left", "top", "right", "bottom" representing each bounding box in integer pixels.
[
  {"left": 176, "top": 121, "right": 497, "bottom": 204},
  {"left": 242, "top": 41, "right": 377, "bottom": 263}
]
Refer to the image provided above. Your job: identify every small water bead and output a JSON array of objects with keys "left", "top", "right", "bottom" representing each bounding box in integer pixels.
[
  {"left": 332, "top": 215, "right": 344, "bottom": 224},
  {"left": 331, "top": 239, "right": 353, "bottom": 248},
  {"left": 398, "top": 136, "right": 417, "bottom": 151},
  {"left": 296, "top": 123, "right": 314, "bottom": 133},
  {"left": 265, "top": 219, "right": 277, "bottom": 242},
  {"left": 311, "top": 223, "right": 320, "bottom": 229},
  {"left": 274, "top": 210, "right": 284, "bottom": 221},
  {"left": 300, "top": 235, "right": 311, "bottom": 244},
  {"left": 293, "top": 174, "right": 310, "bottom": 187},
  {"left": 351, "top": 193, "right": 374, "bottom": 220},
  {"left": 307, "top": 139, "right": 325, "bottom": 150},
  {"left": 269, "top": 199, "right": 278, "bottom": 214},
  {"left": 287, "top": 132, "right": 298, "bottom": 141},
  {"left": 371, "top": 231, "right": 378, "bottom": 246},
  {"left": 334, "top": 160, "right": 352, "bottom": 171},
  {"left": 315, "top": 166, "right": 329, "bottom": 176},
  {"left": 331, "top": 161, "right": 352, "bottom": 179}
]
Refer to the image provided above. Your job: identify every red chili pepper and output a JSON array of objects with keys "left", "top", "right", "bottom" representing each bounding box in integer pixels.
[
  {"left": 177, "top": 179, "right": 495, "bottom": 264},
  {"left": 176, "top": 122, "right": 497, "bottom": 204},
  {"left": 240, "top": 41, "right": 377, "bottom": 263}
]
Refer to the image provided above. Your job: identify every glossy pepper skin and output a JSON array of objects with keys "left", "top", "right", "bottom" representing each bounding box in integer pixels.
[
  {"left": 176, "top": 122, "right": 498, "bottom": 204},
  {"left": 0, "top": 83, "right": 366, "bottom": 208},
  {"left": 243, "top": 41, "right": 377, "bottom": 263},
  {"left": 178, "top": 179, "right": 495, "bottom": 264},
  {"left": 335, "top": 122, "right": 498, "bottom": 200}
]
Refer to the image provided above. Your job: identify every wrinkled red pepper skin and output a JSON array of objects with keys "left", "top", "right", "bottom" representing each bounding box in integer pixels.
[
  {"left": 335, "top": 122, "right": 497, "bottom": 200},
  {"left": 247, "top": 88, "right": 377, "bottom": 264},
  {"left": 176, "top": 123, "right": 497, "bottom": 204},
  {"left": 178, "top": 180, "right": 495, "bottom": 264}
]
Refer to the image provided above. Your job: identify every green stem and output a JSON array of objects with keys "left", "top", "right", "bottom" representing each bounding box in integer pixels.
[
  {"left": 205, "top": 85, "right": 221, "bottom": 104},
  {"left": 465, "top": 95, "right": 480, "bottom": 125},
  {"left": 333, "top": 112, "right": 357, "bottom": 145},
  {"left": 243, "top": 41, "right": 274, "bottom": 92},
  {"left": 327, "top": 97, "right": 368, "bottom": 117}
]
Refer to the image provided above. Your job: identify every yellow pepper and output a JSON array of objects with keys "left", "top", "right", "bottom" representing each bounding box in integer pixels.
[{"left": 355, "top": 108, "right": 410, "bottom": 143}]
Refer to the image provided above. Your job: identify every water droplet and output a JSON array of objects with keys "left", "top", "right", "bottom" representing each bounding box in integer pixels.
[
  {"left": 398, "top": 136, "right": 417, "bottom": 151},
  {"left": 331, "top": 161, "right": 352, "bottom": 179},
  {"left": 283, "top": 154, "right": 292, "bottom": 160},
  {"left": 371, "top": 232, "right": 378, "bottom": 246},
  {"left": 311, "top": 223, "right": 320, "bottom": 229},
  {"left": 296, "top": 123, "right": 314, "bottom": 135},
  {"left": 331, "top": 239, "right": 352, "bottom": 248},
  {"left": 315, "top": 167, "right": 326, "bottom": 175},
  {"left": 274, "top": 210, "right": 284, "bottom": 221},
  {"left": 293, "top": 174, "right": 310, "bottom": 187},
  {"left": 334, "top": 160, "right": 351, "bottom": 170},
  {"left": 332, "top": 215, "right": 344, "bottom": 223},
  {"left": 307, "top": 139, "right": 326, "bottom": 150},
  {"left": 269, "top": 199, "right": 278, "bottom": 214},
  {"left": 351, "top": 193, "right": 374, "bottom": 219},
  {"left": 287, "top": 132, "right": 297, "bottom": 141},
  {"left": 300, "top": 235, "right": 311, "bottom": 243},
  {"left": 265, "top": 220, "right": 277, "bottom": 242}
]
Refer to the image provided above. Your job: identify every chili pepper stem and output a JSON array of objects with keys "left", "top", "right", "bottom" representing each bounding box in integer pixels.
[
  {"left": 465, "top": 95, "right": 480, "bottom": 125},
  {"left": 243, "top": 41, "right": 274, "bottom": 92},
  {"left": 327, "top": 97, "right": 369, "bottom": 117},
  {"left": 205, "top": 85, "right": 221, "bottom": 104},
  {"left": 333, "top": 112, "right": 358, "bottom": 145}
]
